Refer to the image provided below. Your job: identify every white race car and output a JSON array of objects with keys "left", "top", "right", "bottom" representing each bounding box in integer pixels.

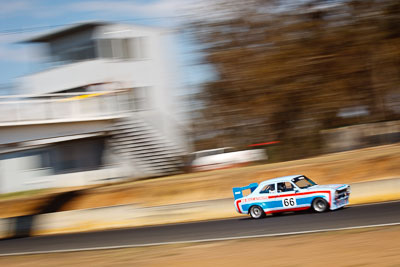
[{"left": 233, "top": 175, "right": 350, "bottom": 219}]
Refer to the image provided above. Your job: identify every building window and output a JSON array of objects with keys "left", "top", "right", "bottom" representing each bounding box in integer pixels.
[
  {"left": 97, "top": 37, "right": 149, "bottom": 60},
  {"left": 131, "top": 37, "right": 149, "bottom": 59},
  {"left": 55, "top": 41, "right": 96, "bottom": 63},
  {"left": 50, "top": 138, "right": 106, "bottom": 174},
  {"left": 122, "top": 38, "right": 133, "bottom": 59},
  {"left": 131, "top": 87, "right": 151, "bottom": 111},
  {"left": 97, "top": 38, "right": 113, "bottom": 59}
]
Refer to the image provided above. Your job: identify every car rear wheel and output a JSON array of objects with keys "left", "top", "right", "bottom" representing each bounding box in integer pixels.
[
  {"left": 312, "top": 198, "right": 328, "bottom": 213},
  {"left": 249, "top": 205, "right": 265, "bottom": 219}
]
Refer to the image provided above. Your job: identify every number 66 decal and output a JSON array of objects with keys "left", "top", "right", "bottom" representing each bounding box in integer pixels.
[{"left": 282, "top": 197, "right": 296, "bottom": 207}]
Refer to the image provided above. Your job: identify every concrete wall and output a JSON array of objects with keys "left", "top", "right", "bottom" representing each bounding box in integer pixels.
[
  {"left": 18, "top": 59, "right": 154, "bottom": 95},
  {"left": 0, "top": 154, "right": 52, "bottom": 193}
]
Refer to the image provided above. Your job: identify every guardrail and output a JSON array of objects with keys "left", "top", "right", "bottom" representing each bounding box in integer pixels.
[{"left": 0, "top": 89, "right": 133, "bottom": 124}]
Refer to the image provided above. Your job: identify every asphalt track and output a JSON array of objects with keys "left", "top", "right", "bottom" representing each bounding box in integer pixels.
[{"left": 1, "top": 201, "right": 400, "bottom": 256}]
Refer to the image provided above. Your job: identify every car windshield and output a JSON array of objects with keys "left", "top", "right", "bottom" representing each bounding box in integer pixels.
[{"left": 292, "top": 176, "right": 317, "bottom": 189}]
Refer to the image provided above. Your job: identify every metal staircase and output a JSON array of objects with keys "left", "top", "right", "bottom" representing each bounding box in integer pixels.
[{"left": 109, "top": 116, "right": 185, "bottom": 177}]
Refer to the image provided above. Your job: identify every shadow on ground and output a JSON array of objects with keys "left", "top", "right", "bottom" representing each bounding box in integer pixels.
[{"left": 2, "top": 190, "right": 85, "bottom": 239}]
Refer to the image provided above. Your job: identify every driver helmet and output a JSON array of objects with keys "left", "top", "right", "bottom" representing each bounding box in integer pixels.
[{"left": 278, "top": 183, "right": 286, "bottom": 192}]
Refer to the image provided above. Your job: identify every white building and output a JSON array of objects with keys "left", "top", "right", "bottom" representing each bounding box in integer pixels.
[{"left": 0, "top": 22, "right": 189, "bottom": 193}]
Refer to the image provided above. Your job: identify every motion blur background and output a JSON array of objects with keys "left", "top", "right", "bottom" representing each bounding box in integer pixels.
[
  {"left": 0, "top": 0, "right": 399, "bottom": 204},
  {"left": 0, "top": 1, "right": 400, "bottom": 265},
  {"left": 186, "top": 0, "right": 400, "bottom": 160}
]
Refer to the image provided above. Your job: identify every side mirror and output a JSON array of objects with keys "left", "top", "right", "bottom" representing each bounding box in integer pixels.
[{"left": 294, "top": 189, "right": 300, "bottom": 193}]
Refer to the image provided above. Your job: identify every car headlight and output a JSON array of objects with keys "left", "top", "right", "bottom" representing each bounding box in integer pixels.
[{"left": 346, "top": 186, "right": 351, "bottom": 195}]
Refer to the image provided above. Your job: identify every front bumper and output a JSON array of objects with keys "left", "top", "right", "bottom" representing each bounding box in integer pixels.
[{"left": 332, "top": 196, "right": 349, "bottom": 210}]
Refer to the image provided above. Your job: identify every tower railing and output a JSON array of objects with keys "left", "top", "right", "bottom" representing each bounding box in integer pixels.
[{"left": 0, "top": 89, "right": 133, "bottom": 124}]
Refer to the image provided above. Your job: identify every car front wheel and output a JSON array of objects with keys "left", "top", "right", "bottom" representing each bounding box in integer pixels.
[
  {"left": 312, "top": 198, "right": 328, "bottom": 213},
  {"left": 249, "top": 205, "right": 265, "bottom": 219}
]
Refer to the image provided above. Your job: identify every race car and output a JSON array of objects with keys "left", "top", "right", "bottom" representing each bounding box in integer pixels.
[{"left": 233, "top": 175, "right": 350, "bottom": 219}]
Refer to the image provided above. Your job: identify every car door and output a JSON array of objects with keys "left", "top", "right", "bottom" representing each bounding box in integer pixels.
[{"left": 276, "top": 181, "right": 298, "bottom": 210}]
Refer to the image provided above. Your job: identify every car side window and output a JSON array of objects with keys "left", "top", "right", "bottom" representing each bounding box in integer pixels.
[
  {"left": 277, "top": 182, "right": 294, "bottom": 192},
  {"left": 260, "top": 184, "right": 275, "bottom": 194}
]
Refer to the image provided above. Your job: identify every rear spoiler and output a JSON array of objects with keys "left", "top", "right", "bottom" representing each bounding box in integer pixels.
[{"left": 232, "top": 183, "right": 258, "bottom": 200}]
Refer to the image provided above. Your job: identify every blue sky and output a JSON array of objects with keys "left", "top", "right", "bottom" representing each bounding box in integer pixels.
[{"left": 0, "top": 0, "right": 212, "bottom": 93}]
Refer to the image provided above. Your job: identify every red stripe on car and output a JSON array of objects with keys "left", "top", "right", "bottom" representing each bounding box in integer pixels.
[{"left": 236, "top": 199, "right": 242, "bottom": 213}]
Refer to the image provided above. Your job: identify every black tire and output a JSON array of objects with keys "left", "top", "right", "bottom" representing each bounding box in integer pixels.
[
  {"left": 312, "top": 198, "right": 329, "bottom": 213},
  {"left": 249, "top": 205, "right": 265, "bottom": 219}
]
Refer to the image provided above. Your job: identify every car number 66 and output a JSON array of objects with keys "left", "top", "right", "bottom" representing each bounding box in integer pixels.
[{"left": 282, "top": 197, "right": 296, "bottom": 207}]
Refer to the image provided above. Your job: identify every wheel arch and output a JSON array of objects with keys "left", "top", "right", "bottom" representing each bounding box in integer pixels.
[
  {"left": 312, "top": 195, "right": 331, "bottom": 207},
  {"left": 248, "top": 204, "right": 266, "bottom": 219},
  {"left": 248, "top": 204, "right": 263, "bottom": 214},
  {"left": 312, "top": 196, "right": 330, "bottom": 212}
]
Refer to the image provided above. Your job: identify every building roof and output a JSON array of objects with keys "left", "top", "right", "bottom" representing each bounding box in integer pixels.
[
  {"left": 21, "top": 21, "right": 170, "bottom": 43},
  {"left": 22, "top": 22, "right": 110, "bottom": 43}
]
